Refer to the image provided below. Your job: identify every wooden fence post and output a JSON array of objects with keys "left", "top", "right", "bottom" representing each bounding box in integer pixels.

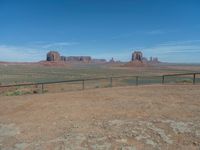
[
  {"left": 82, "top": 80, "right": 85, "bottom": 90},
  {"left": 162, "top": 75, "right": 165, "bottom": 84},
  {"left": 136, "top": 76, "right": 139, "bottom": 86},
  {"left": 41, "top": 84, "right": 44, "bottom": 93},
  {"left": 193, "top": 73, "right": 196, "bottom": 85},
  {"left": 110, "top": 77, "right": 113, "bottom": 87}
]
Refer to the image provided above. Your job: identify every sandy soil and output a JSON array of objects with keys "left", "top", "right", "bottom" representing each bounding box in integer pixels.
[{"left": 0, "top": 85, "right": 200, "bottom": 150}]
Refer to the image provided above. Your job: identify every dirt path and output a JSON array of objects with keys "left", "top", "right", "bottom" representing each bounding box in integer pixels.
[{"left": 0, "top": 85, "right": 200, "bottom": 150}]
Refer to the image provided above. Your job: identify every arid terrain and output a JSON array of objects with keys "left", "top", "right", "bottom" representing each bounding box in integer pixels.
[
  {"left": 0, "top": 85, "right": 200, "bottom": 150},
  {"left": 1, "top": 62, "right": 200, "bottom": 85},
  {"left": 0, "top": 62, "right": 200, "bottom": 96},
  {"left": 1, "top": 0, "right": 200, "bottom": 149}
]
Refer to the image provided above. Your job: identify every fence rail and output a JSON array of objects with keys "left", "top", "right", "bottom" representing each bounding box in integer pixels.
[{"left": 0, "top": 72, "right": 200, "bottom": 95}]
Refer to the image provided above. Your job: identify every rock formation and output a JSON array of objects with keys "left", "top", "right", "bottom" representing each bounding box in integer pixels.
[
  {"left": 80, "top": 56, "right": 92, "bottom": 62},
  {"left": 124, "top": 50, "right": 160, "bottom": 67},
  {"left": 47, "top": 51, "right": 61, "bottom": 61},
  {"left": 109, "top": 57, "right": 115, "bottom": 63},
  {"left": 66, "top": 56, "right": 80, "bottom": 61},
  {"left": 131, "top": 51, "right": 160, "bottom": 64},
  {"left": 149, "top": 57, "right": 159, "bottom": 64},
  {"left": 142, "top": 57, "right": 148, "bottom": 63},
  {"left": 46, "top": 51, "right": 95, "bottom": 63},
  {"left": 64, "top": 56, "right": 92, "bottom": 62},
  {"left": 61, "top": 56, "right": 67, "bottom": 61},
  {"left": 124, "top": 51, "right": 145, "bottom": 67},
  {"left": 91, "top": 59, "right": 107, "bottom": 63},
  {"left": 132, "top": 51, "right": 143, "bottom": 62}
]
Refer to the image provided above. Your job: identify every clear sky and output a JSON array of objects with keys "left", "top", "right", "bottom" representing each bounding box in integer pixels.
[{"left": 0, "top": 0, "right": 200, "bottom": 62}]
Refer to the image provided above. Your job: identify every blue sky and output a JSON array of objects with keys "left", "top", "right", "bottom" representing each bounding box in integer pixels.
[{"left": 0, "top": 0, "right": 200, "bottom": 62}]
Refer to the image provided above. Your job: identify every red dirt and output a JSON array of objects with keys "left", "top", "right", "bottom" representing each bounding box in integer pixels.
[{"left": 0, "top": 85, "right": 200, "bottom": 149}]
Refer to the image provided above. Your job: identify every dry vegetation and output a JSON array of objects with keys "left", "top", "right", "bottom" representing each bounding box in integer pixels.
[
  {"left": 0, "top": 85, "right": 200, "bottom": 150},
  {"left": 1, "top": 63, "right": 200, "bottom": 85},
  {"left": 0, "top": 63, "right": 200, "bottom": 96}
]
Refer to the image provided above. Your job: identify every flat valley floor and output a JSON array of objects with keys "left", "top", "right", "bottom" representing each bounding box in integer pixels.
[{"left": 0, "top": 85, "right": 200, "bottom": 150}]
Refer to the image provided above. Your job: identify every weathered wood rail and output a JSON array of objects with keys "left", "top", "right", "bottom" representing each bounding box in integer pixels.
[{"left": 0, "top": 72, "right": 200, "bottom": 95}]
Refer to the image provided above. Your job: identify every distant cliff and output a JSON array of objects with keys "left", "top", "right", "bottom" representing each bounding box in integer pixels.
[
  {"left": 46, "top": 51, "right": 61, "bottom": 61},
  {"left": 46, "top": 51, "right": 107, "bottom": 63}
]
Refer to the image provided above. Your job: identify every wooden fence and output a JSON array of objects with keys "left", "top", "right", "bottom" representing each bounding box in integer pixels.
[{"left": 0, "top": 72, "right": 200, "bottom": 95}]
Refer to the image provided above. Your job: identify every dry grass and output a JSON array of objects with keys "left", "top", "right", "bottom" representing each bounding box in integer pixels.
[{"left": 1, "top": 63, "right": 200, "bottom": 85}]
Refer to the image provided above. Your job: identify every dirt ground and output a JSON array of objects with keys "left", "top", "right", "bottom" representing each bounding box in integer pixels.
[{"left": 0, "top": 85, "right": 200, "bottom": 150}]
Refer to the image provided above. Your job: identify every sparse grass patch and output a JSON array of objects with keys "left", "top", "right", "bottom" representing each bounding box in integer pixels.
[
  {"left": 95, "top": 85, "right": 100, "bottom": 88},
  {"left": 176, "top": 78, "right": 193, "bottom": 83},
  {"left": 104, "top": 83, "right": 112, "bottom": 88},
  {"left": 5, "top": 90, "right": 32, "bottom": 96},
  {"left": 0, "top": 63, "right": 196, "bottom": 85}
]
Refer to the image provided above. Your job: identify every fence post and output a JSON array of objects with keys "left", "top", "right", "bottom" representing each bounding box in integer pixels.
[
  {"left": 41, "top": 84, "right": 44, "bottom": 93},
  {"left": 136, "top": 76, "right": 139, "bottom": 86},
  {"left": 110, "top": 77, "right": 113, "bottom": 87},
  {"left": 162, "top": 75, "right": 165, "bottom": 84},
  {"left": 82, "top": 80, "right": 85, "bottom": 90},
  {"left": 193, "top": 73, "right": 196, "bottom": 85}
]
